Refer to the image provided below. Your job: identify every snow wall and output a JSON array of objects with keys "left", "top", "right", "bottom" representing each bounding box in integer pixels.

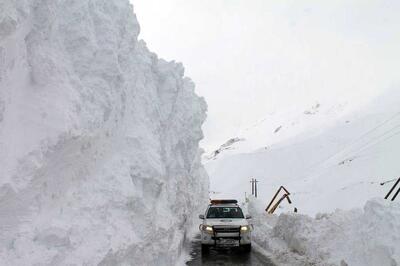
[
  {"left": 0, "top": 0, "right": 208, "bottom": 265},
  {"left": 249, "top": 198, "right": 400, "bottom": 266}
]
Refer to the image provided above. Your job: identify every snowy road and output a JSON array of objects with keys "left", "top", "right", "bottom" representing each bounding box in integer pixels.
[{"left": 186, "top": 235, "right": 275, "bottom": 266}]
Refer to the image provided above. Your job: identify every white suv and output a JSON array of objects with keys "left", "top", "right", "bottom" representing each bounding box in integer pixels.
[{"left": 199, "top": 200, "right": 252, "bottom": 253}]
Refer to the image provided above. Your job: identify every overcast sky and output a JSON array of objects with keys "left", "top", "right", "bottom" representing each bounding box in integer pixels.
[{"left": 131, "top": 0, "right": 400, "bottom": 150}]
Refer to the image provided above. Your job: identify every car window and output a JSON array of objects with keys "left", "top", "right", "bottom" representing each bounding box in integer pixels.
[{"left": 206, "top": 207, "right": 244, "bottom": 219}]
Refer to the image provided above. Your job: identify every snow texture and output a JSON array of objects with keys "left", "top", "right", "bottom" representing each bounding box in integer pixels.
[
  {"left": 0, "top": 0, "right": 208, "bottom": 265},
  {"left": 249, "top": 198, "right": 400, "bottom": 266},
  {"left": 205, "top": 88, "right": 400, "bottom": 264},
  {"left": 205, "top": 89, "right": 400, "bottom": 216}
]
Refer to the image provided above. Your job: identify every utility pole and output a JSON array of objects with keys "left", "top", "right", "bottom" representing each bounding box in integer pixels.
[
  {"left": 254, "top": 179, "right": 259, "bottom": 198},
  {"left": 250, "top": 178, "right": 259, "bottom": 197}
]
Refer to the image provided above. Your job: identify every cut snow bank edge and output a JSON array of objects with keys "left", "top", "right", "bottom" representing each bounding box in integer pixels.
[
  {"left": 0, "top": 0, "right": 208, "bottom": 265},
  {"left": 248, "top": 198, "right": 400, "bottom": 266}
]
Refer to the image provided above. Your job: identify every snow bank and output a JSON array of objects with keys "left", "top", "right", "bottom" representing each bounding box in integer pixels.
[
  {"left": 0, "top": 0, "right": 208, "bottom": 265},
  {"left": 249, "top": 198, "right": 400, "bottom": 266}
]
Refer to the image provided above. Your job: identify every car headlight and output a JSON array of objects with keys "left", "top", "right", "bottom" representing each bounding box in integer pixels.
[
  {"left": 241, "top": 225, "right": 250, "bottom": 232},
  {"left": 201, "top": 225, "right": 214, "bottom": 234}
]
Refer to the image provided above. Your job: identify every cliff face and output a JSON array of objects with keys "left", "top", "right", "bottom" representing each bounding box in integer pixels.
[{"left": 0, "top": 1, "right": 208, "bottom": 265}]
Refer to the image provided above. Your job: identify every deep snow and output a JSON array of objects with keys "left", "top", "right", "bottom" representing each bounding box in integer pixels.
[
  {"left": 0, "top": 0, "right": 208, "bottom": 265},
  {"left": 248, "top": 198, "right": 400, "bottom": 266}
]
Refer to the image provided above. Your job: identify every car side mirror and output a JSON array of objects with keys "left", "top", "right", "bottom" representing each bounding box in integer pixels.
[
  {"left": 199, "top": 214, "right": 205, "bottom": 219},
  {"left": 246, "top": 215, "right": 252, "bottom": 219}
]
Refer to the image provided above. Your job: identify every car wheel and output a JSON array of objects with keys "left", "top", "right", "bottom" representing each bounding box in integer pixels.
[
  {"left": 201, "top": 244, "right": 210, "bottom": 254},
  {"left": 242, "top": 244, "right": 251, "bottom": 253}
]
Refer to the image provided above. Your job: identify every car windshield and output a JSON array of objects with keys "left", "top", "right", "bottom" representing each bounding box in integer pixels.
[{"left": 206, "top": 206, "right": 244, "bottom": 219}]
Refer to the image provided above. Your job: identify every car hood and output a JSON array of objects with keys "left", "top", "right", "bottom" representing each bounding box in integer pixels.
[{"left": 205, "top": 219, "right": 248, "bottom": 226}]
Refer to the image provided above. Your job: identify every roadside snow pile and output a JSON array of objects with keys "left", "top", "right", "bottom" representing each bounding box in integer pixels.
[
  {"left": 249, "top": 199, "right": 400, "bottom": 266},
  {"left": 0, "top": 0, "right": 208, "bottom": 265}
]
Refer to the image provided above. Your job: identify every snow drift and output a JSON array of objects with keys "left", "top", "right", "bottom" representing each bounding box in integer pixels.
[
  {"left": 249, "top": 198, "right": 400, "bottom": 266},
  {"left": 0, "top": 0, "right": 208, "bottom": 265}
]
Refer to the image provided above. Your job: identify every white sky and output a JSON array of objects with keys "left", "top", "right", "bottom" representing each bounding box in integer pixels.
[{"left": 131, "top": 0, "right": 400, "bottom": 150}]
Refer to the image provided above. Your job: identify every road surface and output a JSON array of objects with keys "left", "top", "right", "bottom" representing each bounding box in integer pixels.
[{"left": 186, "top": 235, "right": 275, "bottom": 266}]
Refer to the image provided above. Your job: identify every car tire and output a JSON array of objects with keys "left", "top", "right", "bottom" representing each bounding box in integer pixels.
[
  {"left": 242, "top": 244, "right": 251, "bottom": 253},
  {"left": 201, "top": 244, "right": 210, "bottom": 254}
]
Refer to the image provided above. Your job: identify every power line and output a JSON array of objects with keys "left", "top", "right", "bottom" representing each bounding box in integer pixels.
[
  {"left": 302, "top": 111, "right": 400, "bottom": 176},
  {"left": 336, "top": 122, "right": 400, "bottom": 162},
  {"left": 302, "top": 128, "right": 400, "bottom": 184},
  {"left": 350, "top": 129, "right": 400, "bottom": 157}
]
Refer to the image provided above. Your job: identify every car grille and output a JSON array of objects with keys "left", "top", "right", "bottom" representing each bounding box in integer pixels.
[{"left": 213, "top": 226, "right": 241, "bottom": 233}]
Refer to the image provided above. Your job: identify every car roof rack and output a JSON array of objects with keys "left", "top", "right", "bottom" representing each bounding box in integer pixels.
[{"left": 210, "top": 199, "right": 238, "bottom": 205}]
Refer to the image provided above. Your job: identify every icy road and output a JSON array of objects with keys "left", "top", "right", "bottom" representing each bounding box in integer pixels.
[{"left": 186, "top": 235, "right": 275, "bottom": 266}]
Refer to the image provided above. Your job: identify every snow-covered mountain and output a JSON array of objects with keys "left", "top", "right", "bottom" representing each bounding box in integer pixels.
[
  {"left": 204, "top": 100, "right": 355, "bottom": 161},
  {"left": 0, "top": 1, "right": 208, "bottom": 265},
  {"left": 205, "top": 88, "right": 400, "bottom": 215}
]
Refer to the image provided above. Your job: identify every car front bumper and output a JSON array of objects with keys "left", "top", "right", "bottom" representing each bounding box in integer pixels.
[{"left": 200, "top": 231, "right": 252, "bottom": 246}]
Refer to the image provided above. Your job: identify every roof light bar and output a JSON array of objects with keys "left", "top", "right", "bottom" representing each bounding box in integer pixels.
[{"left": 210, "top": 199, "right": 238, "bottom": 205}]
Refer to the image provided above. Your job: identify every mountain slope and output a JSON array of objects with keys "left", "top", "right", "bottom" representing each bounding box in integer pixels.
[{"left": 205, "top": 89, "right": 400, "bottom": 215}]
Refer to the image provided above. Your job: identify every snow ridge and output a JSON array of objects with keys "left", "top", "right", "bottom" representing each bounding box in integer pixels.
[{"left": 0, "top": 1, "right": 208, "bottom": 265}]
